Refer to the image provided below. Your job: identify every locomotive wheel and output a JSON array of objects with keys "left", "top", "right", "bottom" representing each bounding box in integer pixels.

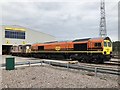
[
  {"left": 92, "top": 55, "right": 103, "bottom": 64},
  {"left": 80, "top": 55, "right": 87, "bottom": 63}
]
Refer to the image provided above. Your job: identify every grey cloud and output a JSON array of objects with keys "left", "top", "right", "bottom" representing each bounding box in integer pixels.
[
  {"left": 78, "top": 2, "right": 100, "bottom": 11},
  {"left": 1, "top": 0, "right": 119, "bottom": 41},
  {"left": 35, "top": 2, "right": 64, "bottom": 11}
]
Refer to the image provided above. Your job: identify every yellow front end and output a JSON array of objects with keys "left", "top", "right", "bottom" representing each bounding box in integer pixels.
[{"left": 102, "top": 40, "right": 112, "bottom": 55}]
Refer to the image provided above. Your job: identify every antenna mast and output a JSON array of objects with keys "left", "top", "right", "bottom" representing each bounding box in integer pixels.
[{"left": 99, "top": 0, "right": 107, "bottom": 37}]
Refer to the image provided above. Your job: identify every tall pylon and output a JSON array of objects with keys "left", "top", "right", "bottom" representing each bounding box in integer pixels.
[{"left": 99, "top": 0, "right": 107, "bottom": 37}]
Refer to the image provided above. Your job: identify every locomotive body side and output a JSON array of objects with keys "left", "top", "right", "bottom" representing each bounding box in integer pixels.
[
  {"left": 88, "top": 39, "right": 103, "bottom": 51},
  {"left": 44, "top": 42, "right": 74, "bottom": 51},
  {"left": 31, "top": 42, "right": 74, "bottom": 51}
]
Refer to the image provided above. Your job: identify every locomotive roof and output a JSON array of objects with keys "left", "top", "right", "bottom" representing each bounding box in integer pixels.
[
  {"left": 44, "top": 41, "right": 58, "bottom": 44},
  {"left": 104, "top": 37, "right": 111, "bottom": 41},
  {"left": 42, "top": 40, "right": 72, "bottom": 44},
  {"left": 33, "top": 37, "right": 111, "bottom": 45},
  {"left": 90, "top": 37, "right": 111, "bottom": 41},
  {"left": 73, "top": 38, "right": 91, "bottom": 42},
  {"left": 73, "top": 37, "right": 111, "bottom": 42}
]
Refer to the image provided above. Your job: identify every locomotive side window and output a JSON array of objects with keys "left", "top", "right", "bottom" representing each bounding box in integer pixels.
[
  {"left": 95, "top": 43, "right": 101, "bottom": 47},
  {"left": 104, "top": 42, "right": 107, "bottom": 47},
  {"left": 38, "top": 46, "right": 44, "bottom": 50}
]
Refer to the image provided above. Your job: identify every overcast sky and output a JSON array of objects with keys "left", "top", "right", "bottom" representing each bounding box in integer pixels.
[{"left": 1, "top": 0, "right": 119, "bottom": 41}]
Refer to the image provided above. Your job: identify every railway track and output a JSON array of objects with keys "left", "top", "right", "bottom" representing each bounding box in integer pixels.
[
  {"left": 104, "top": 58, "right": 120, "bottom": 66},
  {"left": 77, "top": 59, "right": 120, "bottom": 66},
  {"left": 68, "top": 59, "right": 120, "bottom": 67},
  {"left": 112, "top": 55, "right": 120, "bottom": 59},
  {"left": 104, "top": 62, "right": 120, "bottom": 66},
  {"left": 40, "top": 57, "right": 120, "bottom": 66}
]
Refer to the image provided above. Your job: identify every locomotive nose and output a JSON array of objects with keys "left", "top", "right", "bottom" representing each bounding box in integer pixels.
[
  {"left": 103, "top": 40, "right": 112, "bottom": 55},
  {"left": 104, "top": 48, "right": 110, "bottom": 54}
]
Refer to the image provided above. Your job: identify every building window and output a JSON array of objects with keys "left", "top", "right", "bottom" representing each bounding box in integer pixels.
[{"left": 5, "top": 30, "right": 25, "bottom": 39}]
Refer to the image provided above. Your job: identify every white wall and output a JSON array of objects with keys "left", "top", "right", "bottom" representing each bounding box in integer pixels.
[
  {"left": 0, "top": 26, "right": 2, "bottom": 55},
  {"left": 26, "top": 28, "right": 56, "bottom": 44}
]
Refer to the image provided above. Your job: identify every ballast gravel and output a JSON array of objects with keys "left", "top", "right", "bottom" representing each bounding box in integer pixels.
[{"left": 2, "top": 65, "right": 118, "bottom": 88}]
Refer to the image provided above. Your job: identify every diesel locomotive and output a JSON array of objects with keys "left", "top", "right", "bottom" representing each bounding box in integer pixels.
[{"left": 11, "top": 37, "right": 112, "bottom": 63}]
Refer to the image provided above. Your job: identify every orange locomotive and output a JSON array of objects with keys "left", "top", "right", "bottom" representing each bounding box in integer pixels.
[
  {"left": 11, "top": 37, "right": 112, "bottom": 63},
  {"left": 31, "top": 37, "right": 109, "bottom": 52},
  {"left": 30, "top": 37, "right": 112, "bottom": 63}
]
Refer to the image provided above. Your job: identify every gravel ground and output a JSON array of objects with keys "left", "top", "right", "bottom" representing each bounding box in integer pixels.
[{"left": 2, "top": 65, "right": 118, "bottom": 88}]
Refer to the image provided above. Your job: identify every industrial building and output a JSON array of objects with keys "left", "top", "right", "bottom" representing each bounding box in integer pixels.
[{"left": 0, "top": 25, "right": 56, "bottom": 55}]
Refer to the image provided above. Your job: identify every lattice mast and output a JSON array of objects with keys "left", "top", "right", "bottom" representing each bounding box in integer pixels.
[{"left": 99, "top": 0, "right": 107, "bottom": 37}]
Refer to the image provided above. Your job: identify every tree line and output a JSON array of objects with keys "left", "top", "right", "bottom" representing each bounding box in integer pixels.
[{"left": 112, "top": 41, "right": 120, "bottom": 55}]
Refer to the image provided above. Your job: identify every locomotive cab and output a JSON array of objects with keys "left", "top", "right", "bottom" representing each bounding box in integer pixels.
[
  {"left": 102, "top": 37, "right": 112, "bottom": 61},
  {"left": 103, "top": 40, "right": 112, "bottom": 55}
]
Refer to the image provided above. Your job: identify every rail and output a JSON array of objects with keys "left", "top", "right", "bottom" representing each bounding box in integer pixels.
[{"left": 112, "top": 54, "right": 120, "bottom": 59}]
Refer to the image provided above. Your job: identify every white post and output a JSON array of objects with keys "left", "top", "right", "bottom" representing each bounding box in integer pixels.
[
  {"left": 40, "top": 61, "right": 42, "bottom": 66},
  {"left": 0, "top": 7, "right": 2, "bottom": 90},
  {"left": 28, "top": 61, "right": 31, "bottom": 67},
  {"left": 67, "top": 63, "right": 69, "bottom": 69},
  {"left": 0, "top": 25, "right": 2, "bottom": 55},
  {"left": 95, "top": 67, "right": 97, "bottom": 77},
  {"left": 49, "top": 61, "right": 51, "bottom": 65}
]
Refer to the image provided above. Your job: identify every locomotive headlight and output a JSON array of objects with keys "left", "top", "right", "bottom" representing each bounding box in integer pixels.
[
  {"left": 110, "top": 52, "right": 112, "bottom": 54},
  {"left": 104, "top": 51, "right": 106, "bottom": 55},
  {"left": 26, "top": 46, "right": 30, "bottom": 49}
]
